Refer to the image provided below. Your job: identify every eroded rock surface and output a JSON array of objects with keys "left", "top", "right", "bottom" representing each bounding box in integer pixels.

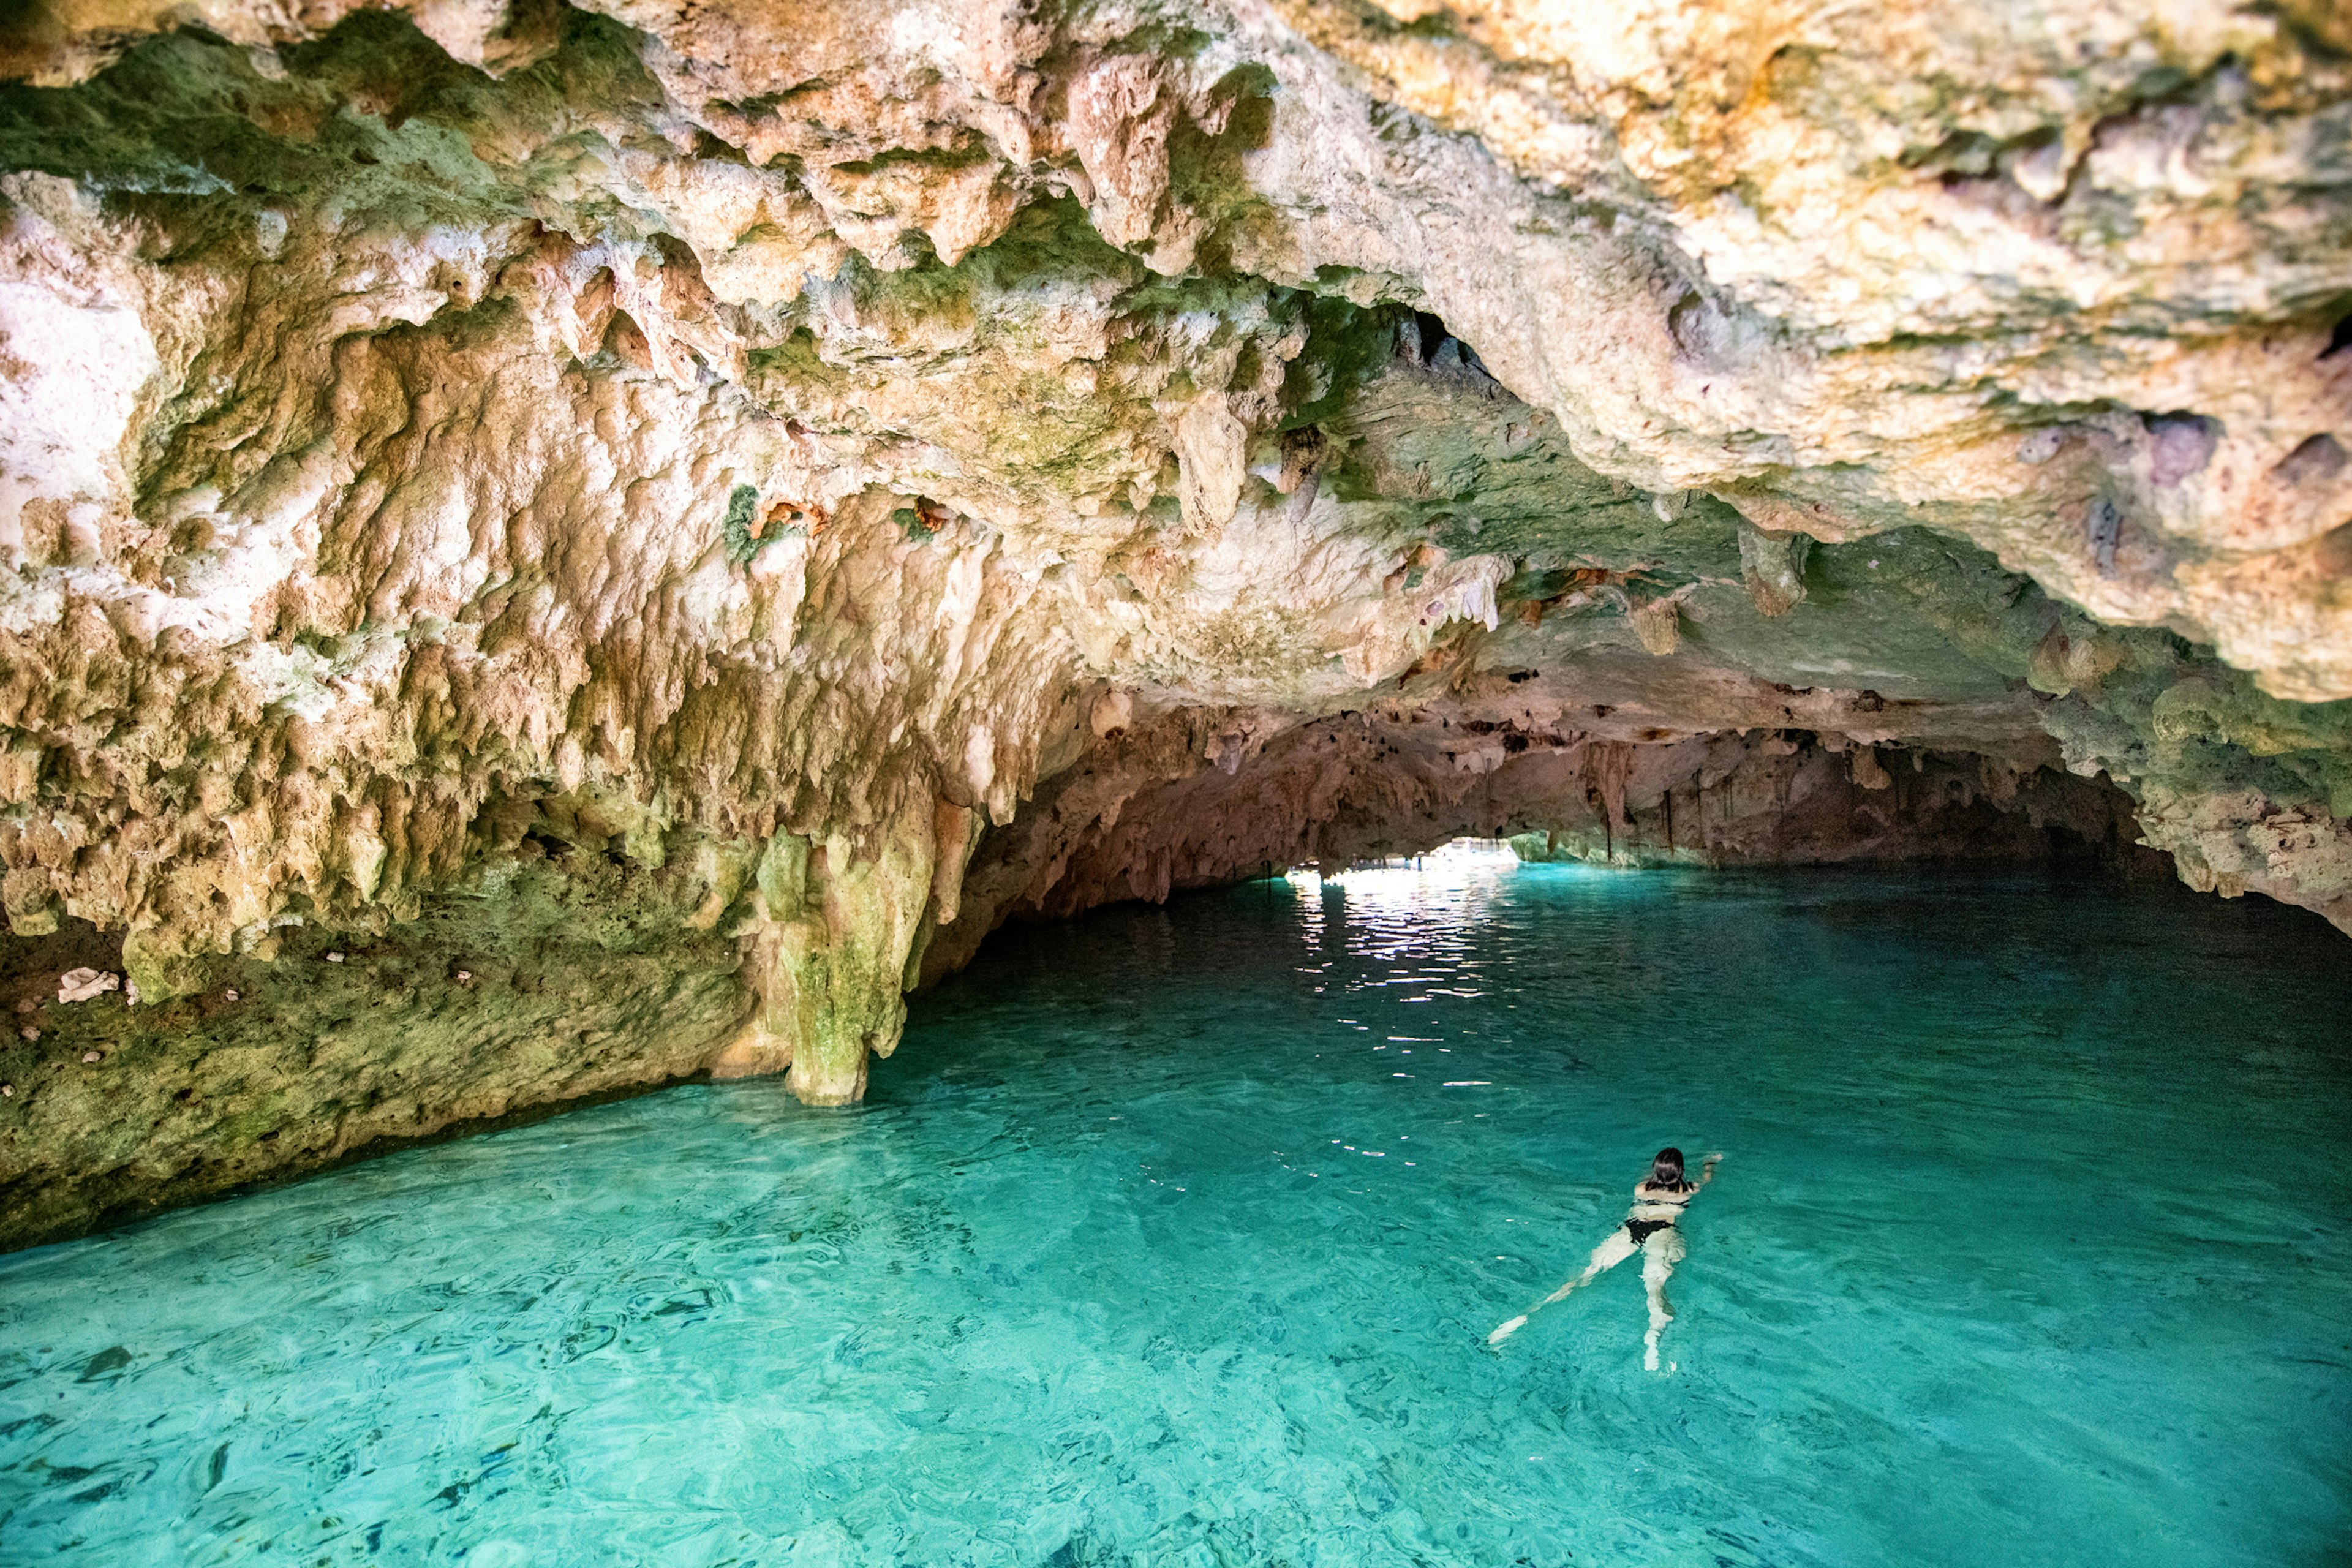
[{"left": 0, "top": 0, "right": 2346, "bottom": 1243}]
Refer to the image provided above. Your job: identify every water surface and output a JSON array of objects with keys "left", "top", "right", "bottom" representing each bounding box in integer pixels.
[{"left": 2, "top": 856, "right": 2348, "bottom": 1566}]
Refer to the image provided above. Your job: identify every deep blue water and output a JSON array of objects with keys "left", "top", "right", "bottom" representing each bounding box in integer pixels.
[{"left": 1, "top": 854, "right": 2347, "bottom": 1566}]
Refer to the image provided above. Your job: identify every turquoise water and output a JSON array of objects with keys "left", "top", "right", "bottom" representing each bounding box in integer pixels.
[{"left": 2, "top": 858, "right": 2348, "bottom": 1567}]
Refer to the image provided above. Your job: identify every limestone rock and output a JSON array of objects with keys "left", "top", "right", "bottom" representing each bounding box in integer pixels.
[{"left": 55, "top": 967, "right": 117, "bottom": 1003}]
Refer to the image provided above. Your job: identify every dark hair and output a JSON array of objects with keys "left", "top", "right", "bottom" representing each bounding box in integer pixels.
[{"left": 1650, "top": 1147, "right": 1689, "bottom": 1189}]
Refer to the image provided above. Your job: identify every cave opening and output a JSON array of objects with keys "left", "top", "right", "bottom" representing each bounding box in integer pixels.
[{"left": 1280, "top": 834, "right": 1524, "bottom": 882}]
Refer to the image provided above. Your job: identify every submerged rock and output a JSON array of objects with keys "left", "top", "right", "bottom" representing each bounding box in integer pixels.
[{"left": 0, "top": 0, "right": 2346, "bottom": 1239}]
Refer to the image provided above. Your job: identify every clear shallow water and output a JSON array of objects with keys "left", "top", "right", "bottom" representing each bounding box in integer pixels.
[{"left": 2, "top": 858, "right": 2348, "bottom": 1567}]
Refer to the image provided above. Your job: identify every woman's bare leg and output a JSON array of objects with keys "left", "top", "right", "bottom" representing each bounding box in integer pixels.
[
  {"left": 1490, "top": 1228, "right": 1637, "bottom": 1343},
  {"left": 1640, "top": 1230, "right": 1687, "bottom": 1371},
  {"left": 1556, "top": 1227, "right": 1639, "bottom": 1302}
]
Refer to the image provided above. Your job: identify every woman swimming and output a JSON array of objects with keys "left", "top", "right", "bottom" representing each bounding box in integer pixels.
[{"left": 1488, "top": 1147, "right": 1724, "bottom": 1370}]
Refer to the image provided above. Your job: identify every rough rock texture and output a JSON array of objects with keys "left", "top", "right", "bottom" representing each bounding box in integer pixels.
[
  {"left": 0, "top": 0, "right": 2348, "bottom": 1242},
  {"left": 922, "top": 672, "right": 2162, "bottom": 979},
  {"left": 0, "top": 845, "right": 752, "bottom": 1250},
  {"left": 933, "top": 717, "right": 2152, "bottom": 971}
]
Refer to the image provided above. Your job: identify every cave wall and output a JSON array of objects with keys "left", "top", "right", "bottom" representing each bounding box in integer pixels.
[
  {"left": 923, "top": 712, "right": 2161, "bottom": 982},
  {"left": 0, "top": 0, "right": 2347, "bottom": 1242},
  {"left": 1501, "top": 741, "right": 2157, "bottom": 873},
  {"left": 0, "top": 848, "right": 752, "bottom": 1251}
]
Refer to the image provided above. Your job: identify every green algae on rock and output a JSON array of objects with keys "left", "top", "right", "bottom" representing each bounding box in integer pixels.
[{"left": 0, "top": 848, "right": 754, "bottom": 1251}]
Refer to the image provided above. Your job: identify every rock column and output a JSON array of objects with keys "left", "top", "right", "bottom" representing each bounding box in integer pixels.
[{"left": 710, "top": 794, "right": 978, "bottom": 1105}]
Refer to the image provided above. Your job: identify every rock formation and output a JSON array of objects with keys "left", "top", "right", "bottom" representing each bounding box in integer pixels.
[{"left": 0, "top": 0, "right": 2346, "bottom": 1244}]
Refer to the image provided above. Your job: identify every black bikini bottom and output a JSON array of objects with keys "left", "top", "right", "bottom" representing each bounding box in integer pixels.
[{"left": 1624, "top": 1219, "right": 1676, "bottom": 1246}]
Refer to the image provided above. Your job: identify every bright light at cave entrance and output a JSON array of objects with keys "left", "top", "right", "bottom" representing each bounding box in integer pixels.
[
  {"left": 1284, "top": 842, "right": 1522, "bottom": 946},
  {"left": 1284, "top": 837, "right": 1520, "bottom": 895}
]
